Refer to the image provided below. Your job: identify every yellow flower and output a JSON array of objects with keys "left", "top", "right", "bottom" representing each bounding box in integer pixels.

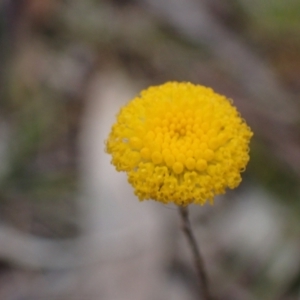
[{"left": 106, "top": 82, "right": 253, "bottom": 206}]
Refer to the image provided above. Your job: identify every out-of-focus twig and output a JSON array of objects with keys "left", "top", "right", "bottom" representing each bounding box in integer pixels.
[{"left": 138, "top": 0, "right": 299, "bottom": 124}]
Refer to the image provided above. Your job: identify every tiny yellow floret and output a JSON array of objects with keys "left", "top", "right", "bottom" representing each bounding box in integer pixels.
[
  {"left": 106, "top": 81, "right": 253, "bottom": 205},
  {"left": 173, "top": 162, "right": 184, "bottom": 174},
  {"left": 196, "top": 159, "right": 207, "bottom": 172},
  {"left": 152, "top": 151, "right": 163, "bottom": 164},
  {"left": 130, "top": 137, "right": 142, "bottom": 149}
]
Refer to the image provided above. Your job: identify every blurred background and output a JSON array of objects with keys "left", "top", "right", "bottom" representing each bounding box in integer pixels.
[{"left": 0, "top": 0, "right": 300, "bottom": 299}]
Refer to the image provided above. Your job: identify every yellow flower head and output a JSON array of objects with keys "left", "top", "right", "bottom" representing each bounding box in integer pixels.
[{"left": 106, "top": 82, "right": 253, "bottom": 206}]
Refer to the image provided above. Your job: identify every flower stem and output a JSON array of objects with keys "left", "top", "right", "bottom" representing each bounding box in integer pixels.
[{"left": 178, "top": 206, "right": 213, "bottom": 300}]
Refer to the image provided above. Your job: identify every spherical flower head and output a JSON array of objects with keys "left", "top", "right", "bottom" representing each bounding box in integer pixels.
[{"left": 106, "top": 82, "right": 253, "bottom": 206}]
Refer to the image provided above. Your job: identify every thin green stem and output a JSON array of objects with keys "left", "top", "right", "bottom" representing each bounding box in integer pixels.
[{"left": 178, "top": 206, "right": 213, "bottom": 300}]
